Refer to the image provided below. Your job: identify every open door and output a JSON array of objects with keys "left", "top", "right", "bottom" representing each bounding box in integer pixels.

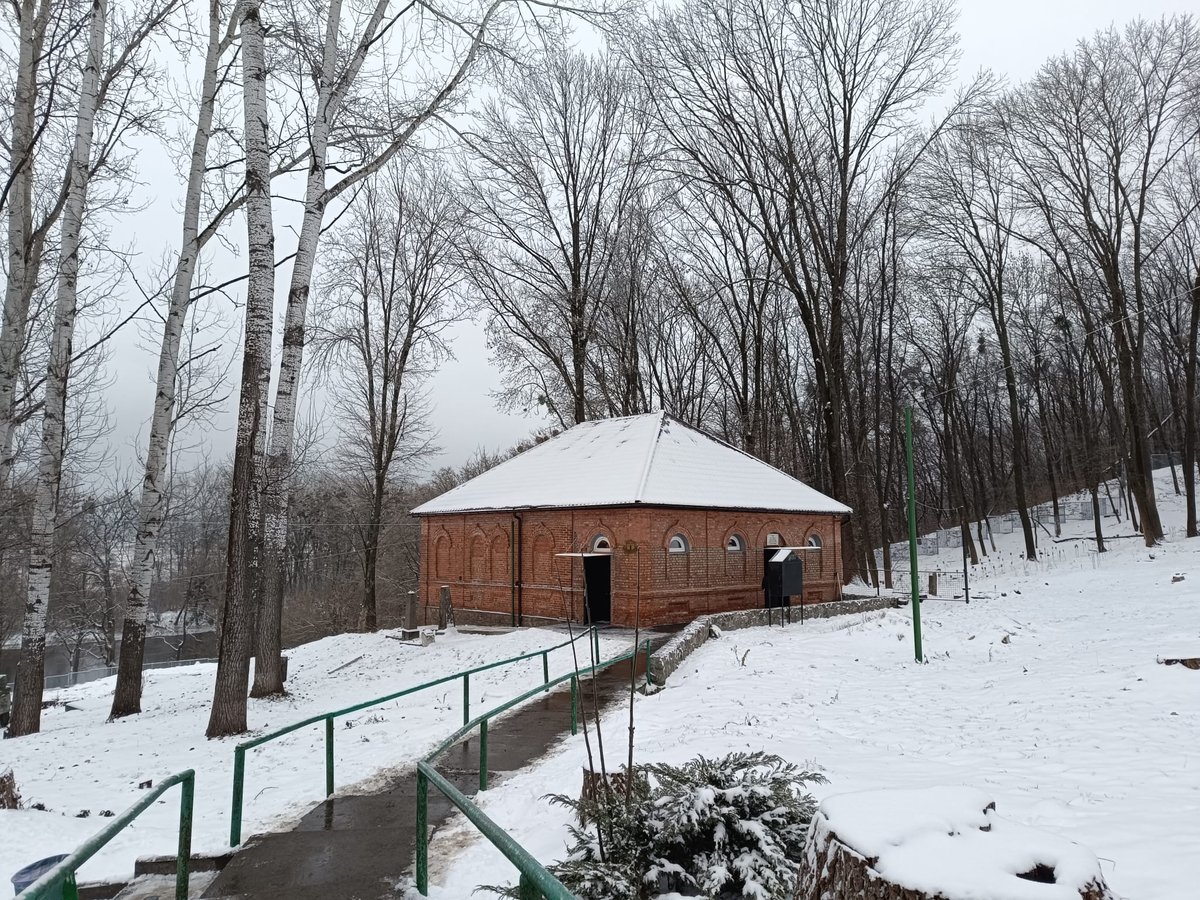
[{"left": 583, "top": 555, "right": 611, "bottom": 624}]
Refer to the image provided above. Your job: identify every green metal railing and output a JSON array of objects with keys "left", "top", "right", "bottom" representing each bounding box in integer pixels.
[
  {"left": 229, "top": 627, "right": 601, "bottom": 846},
  {"left": 16, "top": 769, "right": 195, "bottom": 900},
  {"left": 414, "top": 638, "right": 652, "bottom": 897}
]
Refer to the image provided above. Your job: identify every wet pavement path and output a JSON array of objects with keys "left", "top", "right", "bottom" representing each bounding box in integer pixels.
[{"left": 202, "top": 638, "right": 659, "bottom": 900}]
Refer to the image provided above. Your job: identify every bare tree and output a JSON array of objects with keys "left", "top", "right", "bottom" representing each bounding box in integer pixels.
[
  {"left": 314, "top": 159, "right": 462, "bottom": 630},
  {"left": 915, "top": 116, "right": 1039, "bottom": 559},
  {"left": 252, "top": 0, "right": 573, "bottom": 697},
  {"left": 629, "top": 0, "right": 969, "bottom": 580},
  {"left": 111, "top": 0, "right": 241, "bottom": 719},
  {"left": 10, "top": 0, "right": 179, "bottom": 737},
  {"left": 206, "top": 0, "right": 275, "bottom": 739},
  {"left": 458, "top": 46, "right": 653, "bottom": 427},
  {"left": 1000, "top": 17, "right": 1200, "bottom": 546},
  {"left": 0, "top": 0, "right": 86, "bottom": 490}
]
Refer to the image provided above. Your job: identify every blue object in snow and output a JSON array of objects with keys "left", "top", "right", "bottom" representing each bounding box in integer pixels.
[{"left": 10, "top": 854, "right": 70, "bottom": 898}]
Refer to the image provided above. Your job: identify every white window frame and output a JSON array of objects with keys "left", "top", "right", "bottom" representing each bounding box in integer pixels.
[
  {"left": 726, "top": 534, "right": 745, "bottom": 552},
  {"left": 591, "top": 535, "right": 612, "bottom": 552},
  {"left": 667, "top": 533, "right": 689, "bottom": 554},
  {"left": 806, "top": 534, "right": 823, "bottom": 549}
]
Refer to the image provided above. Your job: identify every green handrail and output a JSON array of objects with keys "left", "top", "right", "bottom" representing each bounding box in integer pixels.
[
  {"left": 417, "top": 762, "right": 574, "bottom": 900},
  {"left": 16, "top": 769, "right": 195, "bottom": 900},
  {"left": 229, "top": 627, "right": 597, "bottom": 846},
  {"left": 415, "top": 638, "right": 653, "bottom": 897}
]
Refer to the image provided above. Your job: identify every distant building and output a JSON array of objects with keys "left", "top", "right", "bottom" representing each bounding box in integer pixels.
[{"left": 411, "top": 412, "right": 851, "bottom": 628}]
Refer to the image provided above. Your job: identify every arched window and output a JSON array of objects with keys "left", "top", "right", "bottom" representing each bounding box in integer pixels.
[
  {"left": 667, "top": 533, "right": 689, "bottom": 554},
  {"left": 591, "top": 534, "right": 612, "bottom": 552},
  {"left": 807, "top": 533, "right": 823, "bottom": 549},
  {"left": 726, "top": 533, "right": 745, "bottom": 552}
]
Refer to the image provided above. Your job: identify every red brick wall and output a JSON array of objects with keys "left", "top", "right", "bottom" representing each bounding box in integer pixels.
[{"left": 417, "top": 506, "right": 845, "bottom": 628}]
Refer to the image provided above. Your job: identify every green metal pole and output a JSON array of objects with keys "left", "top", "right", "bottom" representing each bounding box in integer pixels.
[
  {"left": 230, "top": 748, "right": 245, "bottom": 847},
  {"left": 905, "top": 406, "right": 924, "bottom": 663},
  {"left": 569, "top": 675, "right": 578, "bottom": 735},
  {"left": 479, "top": 720, "right": 489, "bottom": 791},
  {"left": 463, "top": 673, "right": 470, "bottom": 727},
  {"left": 416, "top": 768, "right": 429, "bottom": 895},
  {"left": 542, "top": 651, "right": 549, "bottom": 691},
  {"left": 325, "top": 717, "right": 335, "bottom": 797},
  {"left": 175, "top": 772, "right": 194, "bottom": 900}
]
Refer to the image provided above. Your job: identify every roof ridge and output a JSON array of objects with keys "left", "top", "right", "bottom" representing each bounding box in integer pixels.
[{"left": 632, "top": 410, "right": 669, "bottom": 502}]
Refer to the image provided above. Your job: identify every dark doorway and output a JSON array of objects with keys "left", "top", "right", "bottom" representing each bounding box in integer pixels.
[{"left": 583, "top": 555, "right": 612, "bottom": 624}]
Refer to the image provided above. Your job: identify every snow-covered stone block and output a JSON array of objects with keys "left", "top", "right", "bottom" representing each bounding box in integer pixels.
[{"left": 800, "top": 787, "right": 1114, "bottom": 900}]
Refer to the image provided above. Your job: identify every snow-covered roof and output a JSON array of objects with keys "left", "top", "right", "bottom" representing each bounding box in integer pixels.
[{"left": 412, "top": 412, "right": 852, "bottom": 516}]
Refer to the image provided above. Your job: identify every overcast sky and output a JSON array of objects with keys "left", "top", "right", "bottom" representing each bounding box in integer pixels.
[{"left": 97, "top": 0, "right": 1198, "bottom": 481}]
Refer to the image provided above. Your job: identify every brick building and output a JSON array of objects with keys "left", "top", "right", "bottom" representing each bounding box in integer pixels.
[{"left": 412, "top": 413, "right": 851, "bottom": 628}]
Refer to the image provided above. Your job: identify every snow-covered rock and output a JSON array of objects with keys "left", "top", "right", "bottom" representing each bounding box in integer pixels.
[{"left": 801, "top": 787, "right": 1113, "bottom": 900}]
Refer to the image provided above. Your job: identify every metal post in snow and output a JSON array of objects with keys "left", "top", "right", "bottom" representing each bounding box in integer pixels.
[
  {"left": 905, "top": 406, "right": 923, "bottom": 662},
  {"left": 517, "top": 873, "right": 539, "bottom": 900},
  {"left": 230, "top": 748, "right": 245, "bottom": 847},
  {"left": 325, "top": 717, "right": 335, "bottom": 797},
  {"left": 463, "top": 673, "right": 470, "bottom": 727},
  {"left": 175, "top": 772, "right": 194, "bottom": 900},
  {"left": 415, "top": 768, "right": 429, "bottom": 895},
  {"left": 479, "top": 720, "right": 489, "bottom": 791},
  {"left": 542, "top": 651, "right": 549, "bottom": 691},
  {"left": 570, "top": 675, "right": 578, "bottom": 735},
  {"left": 962, "top": 528, "right": 971, "bottom": 604}
]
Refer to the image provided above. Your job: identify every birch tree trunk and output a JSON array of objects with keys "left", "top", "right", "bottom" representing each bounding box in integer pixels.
[
  {"left": 0, "top": 0, "right": 49, "bottom": 491},
  {"left": 110, "top": 0, "right": 230, "bottom": 719},
  {"left": 253, "top": 0, "right": 358, "bottom": 697},
  {"left": 7, "top": 0, "right": 107, "bottom": 739},
  {"left": 206, "top": 0, "right": 275, "bottom": 738},
  {"left": 254, "top": 0, "right": 487, "bottom": 691}
]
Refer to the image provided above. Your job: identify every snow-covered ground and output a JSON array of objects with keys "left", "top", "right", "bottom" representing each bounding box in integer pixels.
[
  {"left": 0, "top": 625, "right": 624, "bottom": 886},
  {"left": 425, "top": 478, "right": 1200, "bottom": 899}
]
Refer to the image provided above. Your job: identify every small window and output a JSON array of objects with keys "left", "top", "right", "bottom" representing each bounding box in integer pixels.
[
  {"left": 668, "top": 533, "right": 689, "bottom": 554},
  {"left": 807, "top": 534, "right": 823, "bottom": 549},
  {"left": 726, "top": 534, "right": 745, "bottom": 552},
  {"left": 591, "top": 535, "right": 612, "bottom": 552},
  {"left": 766, "top": 532, "right": 782, "bottom": 547}
]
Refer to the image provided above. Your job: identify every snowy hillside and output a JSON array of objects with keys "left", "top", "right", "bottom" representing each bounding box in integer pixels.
[
  {"left": 0, "top": 626, "right": 625, "bottom": 887},
  {"left": 425, "top": 476, "right": 1200, "bottom": 899}
]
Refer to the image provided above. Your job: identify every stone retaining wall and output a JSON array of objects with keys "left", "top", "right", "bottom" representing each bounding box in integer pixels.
[{"left": 647, "top": 595, "right": 900, "bottom": 685}]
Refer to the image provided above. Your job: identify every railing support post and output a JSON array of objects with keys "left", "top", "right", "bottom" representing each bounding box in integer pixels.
[
  {"left": 416, "top": 767, "right": 429, "bottom": 896},
  {"left": 541, "top": 651, "right": 549, "bottom": 691},
  {"left": 479, "top": 720, "right": 489, "bottom": 792},
  {"left": 325, "top": 716, "right": 335, "bottom": 797},
  {"left": 230, "top": 747, "right": 245, "bottom": 847},
  {"left": 175, "top": 772, "right": 194, "bottom": 900},
  {"left": 518, "top": 873, "right": 540, "bottom": 899},
  {"left": 643, "top": 639, "right": 651, "bottom": 688},
  {"left": 569, "top": 675, "right": 578, "bottom": 735},
  {"left": 463, "top": 672, "right": 470, "bottom": 726}
]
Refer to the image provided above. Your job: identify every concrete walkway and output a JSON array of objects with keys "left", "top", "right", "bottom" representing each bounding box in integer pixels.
[{"left": 200, "top": 641, "right": 656, "bottom": 900}]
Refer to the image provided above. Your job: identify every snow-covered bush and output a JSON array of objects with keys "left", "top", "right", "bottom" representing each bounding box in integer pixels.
[
  {"left": 487, "top": 752, "right": 824, "bottom": 900},
  {"left": 643, "top": 752, "right": 825, "bottom": 899}
]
